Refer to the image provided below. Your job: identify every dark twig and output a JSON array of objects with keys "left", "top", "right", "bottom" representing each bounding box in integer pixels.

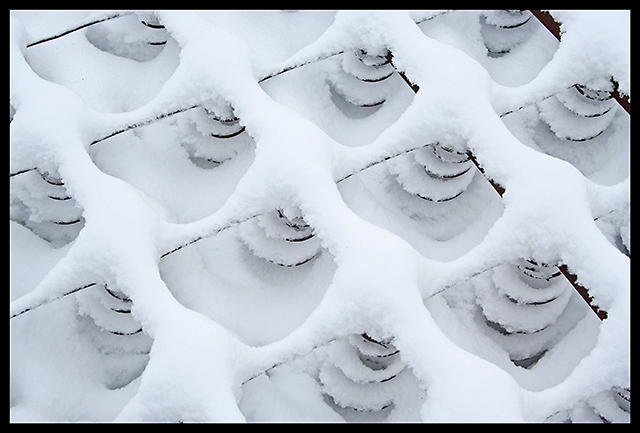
[
  {"left": 26, "top": 11, "right": 133, "bottom": 48},
  {"left": 242, "top": 337, "right": 337, "bottom": 385}
]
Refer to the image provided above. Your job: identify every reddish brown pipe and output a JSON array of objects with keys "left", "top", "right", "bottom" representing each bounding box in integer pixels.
[
  {"left": 386, "top": 50, "right": 608, "bottom": 321},
  {"left": 530, "top": 9, "right": 630, "bottom": 115}
]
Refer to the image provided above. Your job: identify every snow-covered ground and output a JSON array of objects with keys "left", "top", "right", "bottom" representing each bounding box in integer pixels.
[{"left": 10, "top": 10, "right": 629, "bottom": 422}]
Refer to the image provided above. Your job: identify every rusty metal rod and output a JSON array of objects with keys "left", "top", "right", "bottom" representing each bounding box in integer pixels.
[
  {"left": 530, "top": 9, "right": 630, "bottom": 115},
  {"left": 558, "top": 264, "right": 608, "bottom": 320},
  {"left": 386, "top": 51, "right": 608, "bottom": 321}
]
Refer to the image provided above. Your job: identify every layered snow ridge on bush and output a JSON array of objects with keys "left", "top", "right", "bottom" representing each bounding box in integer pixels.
[{"left": 9, "top": 10, "right": 629, "bottom": 423}]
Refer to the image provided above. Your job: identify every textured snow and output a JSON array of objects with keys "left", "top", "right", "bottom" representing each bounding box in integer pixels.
[{"left": 10, "top": 10, "right": 629, "bottom": 422}]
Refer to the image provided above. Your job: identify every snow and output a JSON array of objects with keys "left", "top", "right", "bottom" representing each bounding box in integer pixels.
[{"left": 10, "top": 10, "right": 629, "bottom": 422}]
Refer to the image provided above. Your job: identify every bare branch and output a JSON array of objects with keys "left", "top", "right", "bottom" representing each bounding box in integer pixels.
[
  {"left": 258, "top": 50, "right": 344, "bottom": 83},
  {"left": 90, "top": 105, "right": 199, "bottom": 146},
  {"left": 10, "top": 167, "right": 36, "bottom": 178},
  {"left": 160, "top": 212, "right": 262, "bottom": 259},
  {"left": 335, "top": 143, "right": 430, "bottom": 184}
]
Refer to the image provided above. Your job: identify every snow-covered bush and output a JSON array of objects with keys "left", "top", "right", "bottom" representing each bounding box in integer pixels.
[{"left": 10, "top": 10, "right": 629, "bottom": 422}]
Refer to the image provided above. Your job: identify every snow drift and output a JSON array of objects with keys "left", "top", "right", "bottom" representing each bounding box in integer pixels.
[{"left": 10, "top": 10, "right": 629, "bottom": 422}]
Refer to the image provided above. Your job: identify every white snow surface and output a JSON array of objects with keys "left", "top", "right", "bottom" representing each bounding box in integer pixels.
[{"left": 10, "top": 10, "right": 629, "bottom": 422}]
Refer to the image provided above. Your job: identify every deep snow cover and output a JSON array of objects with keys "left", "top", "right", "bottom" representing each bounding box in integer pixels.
[{"left": 10, "top": 10, "right": 629, "bottom": 422}]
